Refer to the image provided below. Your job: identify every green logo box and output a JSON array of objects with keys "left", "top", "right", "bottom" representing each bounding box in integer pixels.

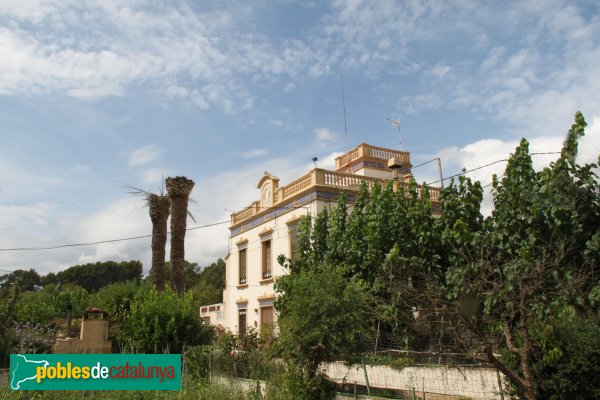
[{"left": 10, "top": 354, "right": 181, "bottom": 391}]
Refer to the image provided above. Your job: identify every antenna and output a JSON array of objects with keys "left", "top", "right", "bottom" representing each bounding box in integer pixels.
[
  {"left": 340, "top": 73, "right": 349, "bottom": 149},
  {"left": 386, "top": 117, "right": 402, "bottom": 149}
]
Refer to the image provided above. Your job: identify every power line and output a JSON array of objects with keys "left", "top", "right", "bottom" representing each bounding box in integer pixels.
[
  {"left": 425, "top": 152, "right": 561, "bottom": 186},
  {"left": 0, "top": 152, "right": 563, "bottom": 253},
  {"left": 0, "top": 221, "right": 230, "bottom": 252}
]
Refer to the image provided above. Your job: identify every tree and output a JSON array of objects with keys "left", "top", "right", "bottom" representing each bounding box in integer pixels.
[
  {"left": 191, "top": 258, "right": 226, "bottom": 306},
  {"left": 284, "top": 112, "right": 599, "bottom": 400},
  {"left": 55, "top": 260, "right": 142, "bottom": 292},
  {"left": 441, "top": 112, "right": 599, "bottom": 399},
  {"left": 53, "top": 286, "right": 89, "bottom": 337},
  {"left": 0, "top": 269, "right": 41, "bottom": 291},
  {"left": 166, "top": 176, "right": 195, "bottom": 296},
  {"left": 274, "top": 262, "right": 374, "bottom": 400},
  {"left": 148, "top": 193, "right": 171, "bottom": 291},
  {"left": 94, "top": 281, "right": 139, "bottom": 342},
  {"left": 117, "top": 284, "right": 211, "bottom": 353}
]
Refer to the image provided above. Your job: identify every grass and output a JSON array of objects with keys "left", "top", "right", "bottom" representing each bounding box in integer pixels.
[{"left": 1, "top": 378, "right": 255, "bottom": 400}]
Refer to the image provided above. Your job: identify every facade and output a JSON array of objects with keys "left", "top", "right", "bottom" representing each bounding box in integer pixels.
[{"left": 200, "top": 143, "right": 441, "bottom": 333}]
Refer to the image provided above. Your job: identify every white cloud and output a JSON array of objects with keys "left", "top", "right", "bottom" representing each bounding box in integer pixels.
[
  {"left": 243, "top": 149, "right": 268, "bottom": 159},
  {"left": 269, "top": 119, "right": 284, "bottom": 127},
  {"left": 314, "top": 127, "right": 338, "bottom": 144},
  {"left": 141, "top": 168, "right": 168, "bottom": 186},
  {"left": 427, "top": 63, "right": 451, "bottom": 78},
  {"left": 420, "top": 114, "right": 600, "bottom": 216},
  {"left": 0, "top": 2, "right": 321, "bottom": 112},
  {"left": 319, "top": 151, "right": 344, "bottom": 170},
  {"left": 128, "top": 145, "right": 162, "bottom": 166},
  {"left": 74, "top": 197, "right": 152, "bottom": 267}
]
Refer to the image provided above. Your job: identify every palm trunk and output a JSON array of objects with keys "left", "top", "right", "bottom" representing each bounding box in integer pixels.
[
  {"left": 166, "top": 176, "right": 195, "bottom": 296},
  {"left": 148, "top": 194, "right": 170, "bottom": 291}
]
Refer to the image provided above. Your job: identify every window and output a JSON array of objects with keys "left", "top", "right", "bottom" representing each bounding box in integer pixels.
[
  {"left": 238, "top": 309, "right": 247, "bottom": 335},
  {"left": 289, "top": 224, "right": 300, "bottom": 261},
  {"left": 239, "top": 248, "right": 247, "bottom": 284},
  {"left": 260, "top": 306, "right": 274, "bottom": 327},
  {"left": 262, "top": 240, "right": 272, "bottom": 279}
]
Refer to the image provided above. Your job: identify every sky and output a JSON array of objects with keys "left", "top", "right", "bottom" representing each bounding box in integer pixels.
[{"left": 1, "top": 0, "right": 599, "bottom": 275}]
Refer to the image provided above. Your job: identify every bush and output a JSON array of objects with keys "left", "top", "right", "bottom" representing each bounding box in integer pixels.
[
  {"left": 533, "top": 314, "right": 600, "bottom": 399},
  {"left": 116, "top": 284, "right": 211, "bottom": 353}
]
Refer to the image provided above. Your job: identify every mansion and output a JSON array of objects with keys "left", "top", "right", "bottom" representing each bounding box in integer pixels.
[{"left": 200, "top": 143, "right": 441, "bottom": 333}]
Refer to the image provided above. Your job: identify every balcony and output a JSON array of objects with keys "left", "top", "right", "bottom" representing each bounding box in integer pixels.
[
  {"left": 231, "top": 168, "right": 441, "bottom": 228},
  {"left": 335, "top": 143, "right": 411, "bottom": 171}
]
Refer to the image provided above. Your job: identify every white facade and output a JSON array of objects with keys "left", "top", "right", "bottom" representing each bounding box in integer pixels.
[{"left": 200, "top": 143, "right": 440, "bottom": 333}]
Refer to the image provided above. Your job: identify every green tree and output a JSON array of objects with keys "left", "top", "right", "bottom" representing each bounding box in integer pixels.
[
  {"left": 275, "top": 262, "right": 374, "bottom": 400},
  {"left": 117, "top": 284, "right": 211, "bottom": 353},
  {"left": 442, "top": 113, "right": 599, "bottom": 399},
  {"left": 283, "top": 112, "right": 599, "bottom": 400},
  {"left": 55, "top": 260, "right": 142, "bottom": 292},
  {"left": 53, "top": 286, "right": 89, "bottom": 337},
  {"left": 191, "top": 258, "right": 226, "bottom": 306},
  {"left": 0, "top": 269, "right": 42, "bottom": 291},
  {"left": 94, "top": 281, "right": 139, "bottom": 343}
]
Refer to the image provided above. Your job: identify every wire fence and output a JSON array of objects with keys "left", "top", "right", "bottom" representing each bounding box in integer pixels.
[{"left": 185, "top": 347, "right": 507, "bottom": 400}]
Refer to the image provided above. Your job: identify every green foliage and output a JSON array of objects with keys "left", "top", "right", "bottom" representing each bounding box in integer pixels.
[
  {"left": 187, "top": 329, "right": 277, "bottom": 385},
  {"left": 442, "top": 112, "right": 599, "bottom": 398},
  {"left": 94, "top": 281, "right": 139, "bottom": 343},
  {"left": 52, "top": 286, "right": 90, "bottom": 316},
  {"left": 0, "top": 379, "right": 252, "bottom": 399},
  {"left": 286, "top": 112, "right": 599, "bottom": 399},
  {"left": 503, "top": 314, "right": 600, "bottom": 400},
  {"left": 533, "top": 315, "right": 600, "bottom": 399},
  {"left": 191, "top": 258, "right": 226, "bottom": 305},
  {"left": 55, "top": 260, "right": 142, "bottom": 292},
  {"left": 0, "top": 268, "right": 42, "bottom": 291},
  {"left": 12, "top": 290, "right": 59, "bottom": 323},
  {"left": 116, "top": 284, "right": 211, "bottom": 353},
  {"left": 94, "top": 281, "right": 139, "bottom": 322},
  {"left": 275, "top": 262, "right": 373, "bottom": 399},
  {"left": 158, "top": 258, "right": 226, "bottom": 304}
]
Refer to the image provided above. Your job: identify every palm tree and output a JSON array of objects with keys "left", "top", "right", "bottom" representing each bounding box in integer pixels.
[
  {"left": 129, "top": 187, "right": 171, "bottom": 291},
  {"left": 148, "top": 193, "right": 170, "bottom": 291},
  {"left": 166, "top": 176, "right": 195, "bottom": 296}
]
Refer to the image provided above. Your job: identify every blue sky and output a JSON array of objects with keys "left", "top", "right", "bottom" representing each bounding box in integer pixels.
[{"left": 1, "top": 0, "right": 599, "bottom": 275}]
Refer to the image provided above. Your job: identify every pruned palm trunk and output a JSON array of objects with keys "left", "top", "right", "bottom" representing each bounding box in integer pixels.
[
  {"left": 148, "top": 194, "right": 170, "bottom": 291},
  {"left": 166, "top": 176, "right": 195, "bottom": 296}
]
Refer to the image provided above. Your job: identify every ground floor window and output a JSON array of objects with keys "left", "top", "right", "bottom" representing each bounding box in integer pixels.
[
  {"left": 260, "top": 306, "right": 274, "bottom": 327},
  {"left": 238, "top": 309, "right": 247, "bottom": 335}
]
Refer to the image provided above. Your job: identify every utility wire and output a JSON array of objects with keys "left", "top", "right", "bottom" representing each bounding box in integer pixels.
[
  {"left": 0, "top": 221, "right": 230, "bottom": 252},
  {"left": 425, "top": 151, "right": 561, "bottom": 186},
  {"left": 0, "top": 152, "right": 563, "bottom": 253}
]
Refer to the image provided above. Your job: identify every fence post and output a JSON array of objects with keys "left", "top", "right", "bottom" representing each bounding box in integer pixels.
[
  {"left": 208, "top": 349, "right": 212, "bottom": 383},
  {"left": 496, "top": 369, "right": 505, "bottom": 400},
  {"left": 361, "top": 358, "right": 371, "bottom": 397}
]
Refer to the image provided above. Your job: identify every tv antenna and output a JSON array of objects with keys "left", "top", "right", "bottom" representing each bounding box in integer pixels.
[
  {"left": 386, "top": 117, "right": 402, "bottom": 149},
  {"left": 340, "top": 73, "right": 349, "bottom": 149}
]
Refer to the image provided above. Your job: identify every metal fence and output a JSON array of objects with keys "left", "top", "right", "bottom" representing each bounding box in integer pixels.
[{"left": 185, "top": 347, "right": 507, "bottom": 400}]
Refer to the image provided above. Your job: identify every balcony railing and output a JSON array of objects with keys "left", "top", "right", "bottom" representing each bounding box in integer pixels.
[
  {"left": 335, "top": 143, "right": 410, "bottom": 171},
  {"left": 231, "top": 168, "right": 441, "bottom": 226}
]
